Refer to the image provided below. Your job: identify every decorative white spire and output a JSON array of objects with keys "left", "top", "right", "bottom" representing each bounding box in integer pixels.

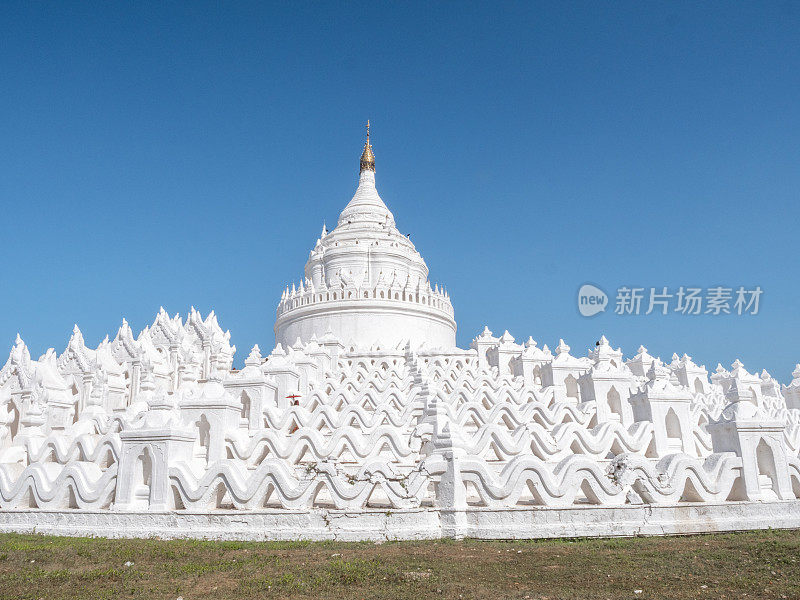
[
  {"left": 498, "top": 330, "right": 515, "bottom": 344},
  {"left": 245, "top": 345, "right": 262, "bottom": 367}
]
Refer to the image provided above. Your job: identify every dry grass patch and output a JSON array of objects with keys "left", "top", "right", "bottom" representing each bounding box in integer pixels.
[{"left": 0, "top": 529, "right": 798, "bottom": 599}]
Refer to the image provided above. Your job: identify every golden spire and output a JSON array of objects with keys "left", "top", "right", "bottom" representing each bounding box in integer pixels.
[{"left": 359, "top": 120, "right": 375, "bottom": 172}]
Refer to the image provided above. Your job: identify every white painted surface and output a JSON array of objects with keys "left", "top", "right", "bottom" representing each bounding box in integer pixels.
[
  {"left": 1, "top": 137, "right": 799, "bottom": 540},
  {"left": 0, "top": 502, "right": 798, "bottom": 541},
  {"left": 275, "top": 168, "right": 456, "bottom": 349}
]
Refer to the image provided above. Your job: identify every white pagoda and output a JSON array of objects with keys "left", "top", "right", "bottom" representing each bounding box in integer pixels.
[
  {"left": 276, "top": 122, "right": 456, "bottom": 350},
  {"left": 0, "top": 126, "right": 799, "bottom": 541}
]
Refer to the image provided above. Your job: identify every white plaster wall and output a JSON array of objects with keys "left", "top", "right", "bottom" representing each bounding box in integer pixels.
[
  {"left": 275, "top": 301, "right": 457, "bottom": 349},
  {"left": 2, "top": 502, "right": 800, "bottom": 542}
]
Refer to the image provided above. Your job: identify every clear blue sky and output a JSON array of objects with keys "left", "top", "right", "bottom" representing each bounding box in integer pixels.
[{"left": 2, "top": 2, "right": 799, "bottom": 380}]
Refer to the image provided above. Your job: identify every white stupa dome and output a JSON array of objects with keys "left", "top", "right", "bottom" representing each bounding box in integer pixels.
[{"left": 274, "top": 123, "right": 456, "bottom": 349}]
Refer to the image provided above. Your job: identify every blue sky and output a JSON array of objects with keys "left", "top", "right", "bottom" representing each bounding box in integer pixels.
[{"left": 1, "top": 2, "right": 799, "bottom": 380}]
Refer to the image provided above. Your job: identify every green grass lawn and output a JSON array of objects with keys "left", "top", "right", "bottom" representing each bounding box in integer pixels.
[{"left": 0, "top": 529, "right": 798, "bottom": 599}]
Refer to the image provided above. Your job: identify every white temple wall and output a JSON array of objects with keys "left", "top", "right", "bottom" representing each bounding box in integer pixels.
[
  {"left": 708, "top": 410, "right": 794, "bottom": 501},
  {"left": 275, "top": 302, "right": 456, "bottom": 349},
  {"left": 1, "top": 316, "right": 800, "bottom": 539},
  {"left": 1, "top": 138, "right": 799, "bottom": 539},
  {"left": 631, "top": 395, "right": 694, "bottom": 456}
]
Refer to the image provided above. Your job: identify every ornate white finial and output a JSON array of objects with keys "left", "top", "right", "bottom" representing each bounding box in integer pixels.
[
  {"left": 499, "top": 330, "right": 515, "bottom": 344},
  {"left": 647, "top": 360, "right": 670, "bottom": 382},
  {"left": 245, "top": 345, "right": 263, "bottom": 367}
]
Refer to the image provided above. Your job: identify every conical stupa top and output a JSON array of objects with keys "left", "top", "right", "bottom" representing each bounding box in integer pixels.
[
  {"left": 359, "top": 120, "right": 375, "bottom": 172},
  {"left": 338, "top": 121, "right": 394, "bottom": 227}
]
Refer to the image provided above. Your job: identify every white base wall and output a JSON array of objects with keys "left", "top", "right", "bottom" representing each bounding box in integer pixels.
[
  {"left": 1, "top": 502, "right": 799, "bottom": 542},
  {"left": 275, "top": 301, "right": 457, "bottom": 349}
]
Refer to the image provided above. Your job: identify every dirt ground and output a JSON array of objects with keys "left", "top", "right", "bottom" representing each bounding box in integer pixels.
[{"left": 0, "top": 529, "right": 798, "bottom": 600}]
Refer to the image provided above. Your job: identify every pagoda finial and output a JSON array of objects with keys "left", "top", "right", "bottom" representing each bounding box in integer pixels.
[{"left": 359, "top": 120, "right": 375, "bottom": 173}]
